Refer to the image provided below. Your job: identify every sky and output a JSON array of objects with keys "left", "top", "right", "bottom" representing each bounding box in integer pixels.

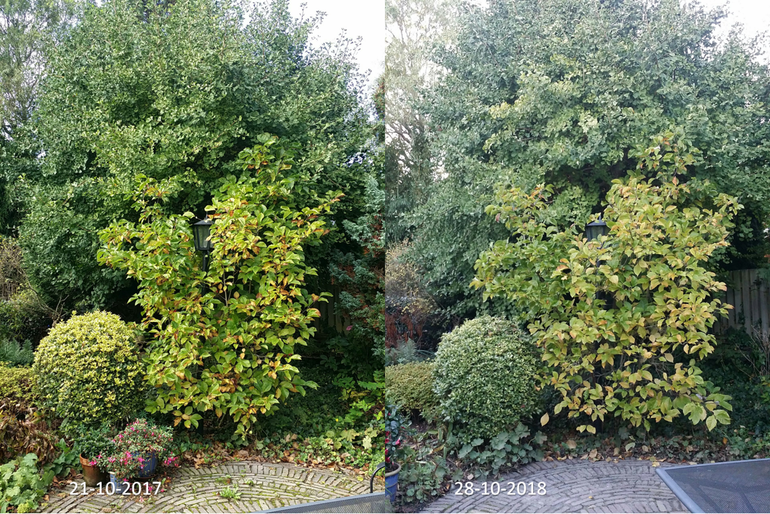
[
  {"left": 287, "top": 0, "right": 385, "bottom": 93},
  {"left": 687, "top": 0, "right": 770, "bottom": 45}
]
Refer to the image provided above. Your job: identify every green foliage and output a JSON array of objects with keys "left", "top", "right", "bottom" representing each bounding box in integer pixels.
[
  {"left": 0, "top": 454, "right": 55, "bottom": 514},
  {"left": 384, "top": 406, "right": 410, "bottom": 470},
  {"left": 449, "top": 423, "right": 545, "bottom": 477},
  {"left": 385, "top": 361, "right": 439, "bottom": 420},
  {"left": 432, "top": 316, "right": 541, "bottom": 443},
  {"left": 21, "top": 0, "right": 373, "bottom": 312},
  {"left": 95, "top": 419, "right": 175, "bottom": 479},
  {"left": 32, "top": 311, "right": 144, "bottom": 433},
  {"left": 325, "top": 174, "right": 386, "bottom": 373},
  {"left": 0, "top": 340, "right": 33, "bottom": 367},
  {"left": 99, "top": 136, "right": 340, "bottom": 439},
  {"left": 473, "top": 140, "right": 740, "bottom": 433},
  {"left": 250, "top": 366, "right": 384, "bottom": 471},
  {"left": 47, "top": 439, "right": 80, "bottom": 478},
  {"left": 402, "top": 0, "right": 770, "bottom": 320},
  {"left": 73, "top": 424, "right": 115, "bottom": 461},
  {"left": 0, "top": 365, "right": 38, "bottom": 412},
  {"left": 0, "top": 290, "right": 55, "bottom": 347},
  {"left": 396, "top": 454, "right": 448, "bottom": 505}
]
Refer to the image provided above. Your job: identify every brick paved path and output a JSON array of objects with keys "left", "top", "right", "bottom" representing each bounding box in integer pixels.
[
  {"left": 424, "top": 459, "right": 686, "bottom": 513},
  {"left": 43, "top": 461, "right": 380, "bottom": 513}
]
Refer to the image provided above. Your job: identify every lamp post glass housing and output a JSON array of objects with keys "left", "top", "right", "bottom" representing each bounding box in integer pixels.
[
  {"left": 586, "top": 218, "right": 608, "bottom": 241},
  {"left": 193, "top": 217, "right": 213, "bottom": 252},
  {"left": 193, "top": 217, "right": 213, "bottom": 274}
]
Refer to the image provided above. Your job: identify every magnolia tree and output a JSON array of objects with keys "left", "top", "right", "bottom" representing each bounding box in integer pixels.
[
  {"left": 472, "top": 137, "right": 741, "bottom": 433},
  {"left": 99, "top": 135, "right": 341, "bottom": 438}
]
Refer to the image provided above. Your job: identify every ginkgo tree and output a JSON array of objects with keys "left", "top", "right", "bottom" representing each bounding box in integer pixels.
[
  {"left": 99, "top": 134, "right": 341, "bottom": 438},
  {"left": 472, "top": 136, "right": 741, "bottom": 433}
]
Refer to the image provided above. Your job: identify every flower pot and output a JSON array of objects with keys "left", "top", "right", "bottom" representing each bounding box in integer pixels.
[
  {"left": 109, "top": 472, "right": 131, "bottom": 495},
  {"left": 132, "top": 452, "right": 158, "bottom": 478},
  {"left": 79, "top": 455, "right": 108, "bottom": 487},
  {"left": 384, "top": 462, "right": 401, "bottom": 502}
]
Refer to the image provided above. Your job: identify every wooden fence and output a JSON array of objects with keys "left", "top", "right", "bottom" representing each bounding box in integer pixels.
[
  {"left": 314, "top": 286, "right": 350, "bottom": 334},
  {"left": 714, "top": 269, "right": 770, "bottom": 334}
]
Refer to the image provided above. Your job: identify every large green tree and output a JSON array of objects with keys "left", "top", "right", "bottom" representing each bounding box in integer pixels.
[
  {"left": 0, "top": 0, "right": 74, "bottom": 234},
  {"left": 20, "top": 0, "right": 374, "bottom": 311},
  {"left": 405, "top": 0, "right": 770, "bottom": 320}
]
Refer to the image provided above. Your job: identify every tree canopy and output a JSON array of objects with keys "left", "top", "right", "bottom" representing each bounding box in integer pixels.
[
  {"left": 402, "top": 0, "right": 770, "bottom": 321},
  {"left": 16, "top": 0, "right": 376, "bottom": 312}
]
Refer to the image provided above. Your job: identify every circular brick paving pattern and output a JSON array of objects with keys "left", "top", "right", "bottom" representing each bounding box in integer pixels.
[
  {"left": 423, "top": 459, "right": 687, "bottom": 513},
  {"left": 42, "top": 461, "right": 380, "bottom": 513}
]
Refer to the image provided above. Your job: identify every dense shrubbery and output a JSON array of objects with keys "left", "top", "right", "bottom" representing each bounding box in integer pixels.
[
  {"left": 99, "top": 137, "right": 340, "bottom": 439},
  {"left": 0, "top": 454, "right": 55, "bottom": 513},
  {"left": 473, "top": 139, "right": 739, "bottom": 433},
  {"left": 0, "top": 290, "right": 55, "bottom": 347},
  {"left": 385, "top": 361, "right": 439, "bottom": 421},
  {"left": 0, "top": 365, "right": 38, "bottom": 411},
  {"left": 0, "top": 339, "right": 34, "bottom": 367},
  {"left": 32, "top": 311, "right": 144, "bottom": 434},
  {"left": 432, "top": 316, "right": 541, "bottom": 443},
  {"left": 0, "top": 365, "right": 58, "bottom": 467}
]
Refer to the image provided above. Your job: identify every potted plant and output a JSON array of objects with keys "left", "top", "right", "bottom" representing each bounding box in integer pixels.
[
  {"left": 114, "top": 419, "right": 174, "bottom": 477},
  {"left": 74, "top": 425, "right": 115, "bottom": 487},
  {"left": 94, "top": 418, "right": 177, "bottom": 489},
  {"left": 384, "top": 406, "right": 409, "bottom": 502}
]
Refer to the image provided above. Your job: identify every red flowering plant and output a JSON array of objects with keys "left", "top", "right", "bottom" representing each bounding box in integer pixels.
[
  {"left": 94, "top": 419, "right": 179, "bottom": 479},
  {"left": 384, "top": 406, "right": 410, "bottom": 472}
]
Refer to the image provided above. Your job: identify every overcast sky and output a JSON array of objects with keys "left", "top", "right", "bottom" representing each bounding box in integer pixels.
[
  {"left": 282, "top": 0, "right": 767, "bottom": 91},
  {"left": 688, "top": 0, "right": 770, "bottom": 45},
  {"left": 287, "top": 0, "right": 384, "bottom": 94}
]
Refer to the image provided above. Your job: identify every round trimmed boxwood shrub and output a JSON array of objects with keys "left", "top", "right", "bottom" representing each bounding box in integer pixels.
[
  {"left": 32, "top": 311, "right": 144, "bottom": 431},
  {"left": 385, "top": 360, "right": 440, "bottom": 421},
  {"left": 433, "top": 316, "right": 541, "bottom": 442}
]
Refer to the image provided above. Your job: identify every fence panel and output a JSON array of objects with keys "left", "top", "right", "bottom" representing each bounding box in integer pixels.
[{"left": 714, "top": 269, "right": 770, "bottom": 334}]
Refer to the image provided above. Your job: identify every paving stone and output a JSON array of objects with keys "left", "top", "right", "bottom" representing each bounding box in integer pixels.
[
  {"left": 423, "top": 459, "right": 687, "bottom": 513},
  {"left": 42, "top": 461, "right": 381, "bottom": 513}
]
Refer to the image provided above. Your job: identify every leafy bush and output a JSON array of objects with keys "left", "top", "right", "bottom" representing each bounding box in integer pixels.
[
  {"left": 432, "top": 316, "right": 541, "bottom": 443},
  {"left": 385, "top": 361, "right": 439, "bottom": 420},
  {"left": 0, "top": 339, "right": 34, "bottom": 367},
  {"left": 99, "top": 136, "right": 340, "bottom": 439},
  {"left": 0, "top": 289, "right": 54, "bottom": 347},
  {"left": 0, "top": 453, "right": 55, "bottom": 514},
  {"left": 0, "top": 365, "right": 58, "bottom": 465},
  {"left": 0, "top": 365, "right": 38, "bottom": 411},
  {"left": 473, "top": 137, "right": 739, "bottom": 433},
  {"left": 449, "top": 422, "right": 545, "bottom": 476},
  {"left": 73, "top": 424, "right": 116, "bottom": 461},
  {"left": 397, "top": 456, "right": 448, "bottom": 505},
  {"left": 32, "top": 311, "right": 144, "bottom": 433}
]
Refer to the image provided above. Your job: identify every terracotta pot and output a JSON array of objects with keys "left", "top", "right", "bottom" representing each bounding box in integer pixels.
[{"left": 80, "top": 454, "right": 108, "bottom": 487}]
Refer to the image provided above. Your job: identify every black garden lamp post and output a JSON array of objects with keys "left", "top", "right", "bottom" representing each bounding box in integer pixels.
[
  {"left": 192, "top": 216, "right": 213, "bottom": 273},
  {"left": 585, "top": 217, "right": 609, "bottom": 242}
]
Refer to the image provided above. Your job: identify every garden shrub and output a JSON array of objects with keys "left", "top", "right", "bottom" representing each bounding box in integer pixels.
[
  {"left": 0, "top": 365, "right": 38, "bottom": 413},
  {"left": 0, "top": 453, "right": 55, "bottom": 513},
  {"left": 432, "top": 316, "right": 541, "bottom": 442},
  {"left": 385, "top": 361, "right": 440, "bottom": 420},
  {"left": 0, "top": 289, "right": 54, "bottom": 347},
  {"left": 0, "top": 339, "right": 34, "bottom": 367},
  {"left": 473, "top": 136, "right": 739, "bottom": 433},
  {"left": 99, "top": 135, "right": 340, "bottom": 439},
  {"left": 32, "top": 311, "right": 144, "bottom": 433}
]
